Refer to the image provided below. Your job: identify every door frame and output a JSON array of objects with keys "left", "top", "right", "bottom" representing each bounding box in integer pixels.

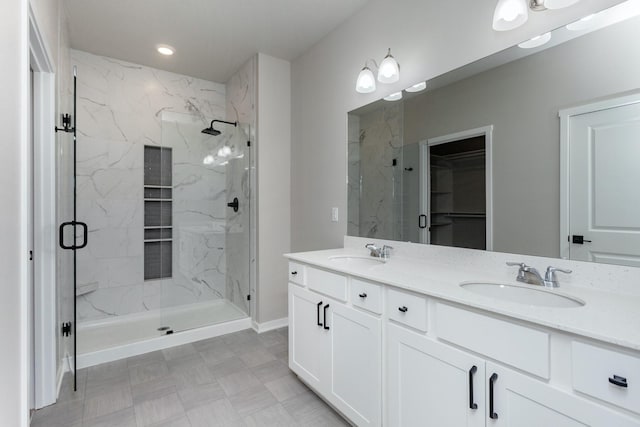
[
  {"left": 29, "top": 4, "right": 58, "bottom": 408},
  {"left": 419, "top": 125, "right": 494, "bottom": 250},
  {"left": 559, "top": 91, "right": 640, "bottom": 260}
]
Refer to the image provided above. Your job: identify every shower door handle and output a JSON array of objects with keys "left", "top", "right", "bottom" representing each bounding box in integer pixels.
[
  {"left": 227, "top": 197, "right": 239, "bottom": 212},
  {"left": 59, "top": 221, "right": 88, "bottom": 250},
  {"left": 418, "top": 214, "right": 427, "bottom": 229}
]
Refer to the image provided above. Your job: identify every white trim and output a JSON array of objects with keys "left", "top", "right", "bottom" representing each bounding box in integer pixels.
[
  {"left": 421, "top": 125, "right": 494, "bottom": 251},
  {"left": 76, "top": 317, "right": 252, "bottom": 369},
  {"left": 558, "top": 91, "right": 640, "bottom": 260},
  {"left": 28, "top": 5, "right": 58, "bottom": 410},
  {"left": 252, "top": 317, "right": 289, "bottom": 334}
]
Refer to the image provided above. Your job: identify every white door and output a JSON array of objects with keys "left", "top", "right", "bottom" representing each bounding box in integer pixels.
[
  {"left": 387, "top": 324, "right": 486, "bottom": 427},
  {"left": 329, "top": 304, "right": 381, "bottom": 427},
  {"left": 487, "top": 362, "right": 640, "bottom": 427},
  {"left": 288, "top": 284, "right": 330, "bottom": 392},
  {"left": 567, "top": 100, "right": 640, "bottom": 266}
]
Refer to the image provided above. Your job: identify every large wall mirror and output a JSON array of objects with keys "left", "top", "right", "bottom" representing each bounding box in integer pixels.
[{"left": 347, "top": 1, "right": 640, "bottom": 267}]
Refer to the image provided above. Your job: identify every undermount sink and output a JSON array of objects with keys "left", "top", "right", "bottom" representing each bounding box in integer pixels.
[
  {"left": 328, "top": 256, "right": 386, "bottom": 267},
  {"left": 460, "top": 282, "right": 585, "bottom": 308}
]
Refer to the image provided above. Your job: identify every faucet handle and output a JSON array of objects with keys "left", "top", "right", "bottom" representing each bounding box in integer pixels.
[
  {"left": 506, "top": 262, "right": 527, "bottom": 268},
  {"left": 545, "top": 266, "right": 572, "bottom": 281},
  {"left": 365, "top": 243, "right": 376, "bottom": 249}
]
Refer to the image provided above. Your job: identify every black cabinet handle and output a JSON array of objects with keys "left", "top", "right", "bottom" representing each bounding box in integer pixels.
[
  {"left": 291, "top": 271, "right": 298, "bottom": 275},
  {"left": 468, "top": 365, "right": 478, "bottom": 410},
  {"left": 323, "top": 304, "right": 330, "bottom": 330},
  {"left": 359, "top": 293, "right": 367, "bottom": 298},
  {"left": 398, "top": 306, "right": 408, "bottom": 313},
  {"left": 489, "top": 373, "right": 498, "bottom": 419},
  {"left": 609, "top": 375, "right": 628, "bottom": 388},
  {"left": 316, "top": 301, "right": 323, "bottom": 326}
]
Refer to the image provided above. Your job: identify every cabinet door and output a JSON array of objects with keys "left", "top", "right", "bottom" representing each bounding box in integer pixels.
[
  {"left": 487, "top": 362, "right": 640, "bottom": 427},
  {"left": 328, "top": 303, "right": 382, "bottom": 426},
  {"left": 387, "top": 324, "right": 485, "bottom": 427},
  {"left": 288, "top": 284, "right": 330, "bottom": 392}
]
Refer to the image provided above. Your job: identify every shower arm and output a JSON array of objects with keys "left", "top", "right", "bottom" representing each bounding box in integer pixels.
[{"left": 210, "top": 119, "right": 238, "bottom": 128}]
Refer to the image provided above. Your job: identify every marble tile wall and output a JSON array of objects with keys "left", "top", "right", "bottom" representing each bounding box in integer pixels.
[
  {"left": 353, "top": 103, "right": 404, "bottom": 240},
  {"left": 225, "top": 57, "right": 256, "bottom": 316},
  {"left": 72, "top": 49, "right": 230, "bottom": 322}
]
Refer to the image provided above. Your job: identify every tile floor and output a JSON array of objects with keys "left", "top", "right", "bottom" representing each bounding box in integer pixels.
[{"left": 32, "top": 328, "right": 350, "bottom": 427}]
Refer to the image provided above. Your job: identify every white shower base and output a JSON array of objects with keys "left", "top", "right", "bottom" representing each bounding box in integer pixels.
[{"left": 76, "top": 299, "right": 250, "bottom": 369}]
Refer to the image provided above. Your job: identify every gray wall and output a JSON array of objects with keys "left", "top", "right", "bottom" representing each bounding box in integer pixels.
[
  {"left": 404, "top": 16, "right": 640, "bottom": 257},
  {"left": 290, "top": 0, "right": 623, "bottom": 253}
]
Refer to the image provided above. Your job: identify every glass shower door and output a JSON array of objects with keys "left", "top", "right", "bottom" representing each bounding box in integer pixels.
[{"left": 158, "top": 113, "right": 251, "bottom": 334}]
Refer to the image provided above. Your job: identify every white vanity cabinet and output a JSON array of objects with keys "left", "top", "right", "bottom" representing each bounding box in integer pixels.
[{"left": 288, "top": 270, "right": 382, "bottom": 427}]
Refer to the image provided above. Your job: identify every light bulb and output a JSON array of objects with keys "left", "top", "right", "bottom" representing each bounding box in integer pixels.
[
  {"left": 492, "top": 0, "right": 528, "bottom": 31},
  {"left": 383, "top": 91, "right": 403, "bottom": 102},
  {"left": 203, "top": 155, "right": 214, "bottom": 165},
  {"left": 156, "top": 45, "right": 175, "bottom": 56},
  {"left": 377, "top": 49, "right": 400, "bottom": 84},
  {"left": 356, "top": 66, "right": 376, "bottom": 93}
]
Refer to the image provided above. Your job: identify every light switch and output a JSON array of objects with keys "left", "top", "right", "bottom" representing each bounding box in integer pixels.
[{"left": 331, "top": 207, "right": 339, "bottom": 222}]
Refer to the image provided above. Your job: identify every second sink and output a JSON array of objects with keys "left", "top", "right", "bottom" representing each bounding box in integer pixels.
[{"left": 460, "top": 282, "right": 585, "bottom": 308}]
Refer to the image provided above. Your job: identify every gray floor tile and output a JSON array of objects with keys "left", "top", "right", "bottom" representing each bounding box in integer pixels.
[
  {"left": 131, "top": 375, "right": 177, "bottom": 404},
  {"left": 281, "top": 390, "right": 333, "bottom": 422},
  {"left": 186, "top": 398, "right": 245, "bottom": 427},
  {"left": 217, "top": 371, "right": 262, "bottom": 396},
  {"left": 264, "top": 374, "right": 309, "bottom": 403},
  {"left": 256, "top": 330, "right": 287, "bottom": 348},
  {"left": 239, "top": 348, "right": 277, "bottom": 368},
  {"left": 243, "top": 403, "right": 297, "bottom": 427},
  {"left": 192, "top": 335, "right": 226, "bottom": 352},
  {"left": 31, "top": 400, "right": 84, "bottom": 427},
  {"left": 129, "top": 360, "right": 170, "bottom": 386},
  {"left": 85, "top": 374, "right": 130, "bottom": 399},
  {"left": 177, "top": 381, "right": 226, "bottom": 411},
  {"left": 87, "top": 359, "right": 128, "bottom": 384},
  {"left": 199, "top": 345, "right": 235, "bottom": 365},
  {"left": 170, "top": 360, "right": 215, "bottom": 390},
  {"left": 228, "top": 385, "right": 278, "bottom": 417},
  {"left": 82, "top": 407, "right": 137, "bottom": 427},
  {"left": 251, "top": 359, "right": 291, "bottom": 384},
  {"left": 265, "top": 342, "right": 288, "bottom": 360},
  {"left": 83, "top": 386, "right": 133, "bottom": 421},
  {"left": 162, "top": 343, "right": 197, "bottom": 361},
  {"left": 134, "top": 391, "right": 185, "bottom": 427},
  {"left": 150, "top": 414, "right": 193, "bottom": 427},
  {"left": 207, "top": 357, "right": 247, "bottom": 379},
  {"left": 126, "top": 350, "right": 165, "bottom": 368}
]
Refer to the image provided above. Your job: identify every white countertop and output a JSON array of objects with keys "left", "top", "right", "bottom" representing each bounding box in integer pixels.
[{"left": 285, "top": 247, "right": 640, "bottom": 352}]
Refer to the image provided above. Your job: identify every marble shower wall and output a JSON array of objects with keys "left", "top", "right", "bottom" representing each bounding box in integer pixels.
[
  {"left": 225, "top": 57, "right": 256, "bottom": 315},
  {"left": 72, "top": 49, "right": 228, "bottom": 322},
  {"left": 354, "top": 103, "right": 404, "bottom": 240}
]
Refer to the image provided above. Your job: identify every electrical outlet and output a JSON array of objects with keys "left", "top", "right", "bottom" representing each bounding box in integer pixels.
[{"left": 331, "top": 207, "right": 339, "bottom": 222}]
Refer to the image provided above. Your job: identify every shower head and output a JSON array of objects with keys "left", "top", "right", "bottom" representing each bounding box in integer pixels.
[{"left": 202, "top": 119, "right": 238, "bottom": 136}]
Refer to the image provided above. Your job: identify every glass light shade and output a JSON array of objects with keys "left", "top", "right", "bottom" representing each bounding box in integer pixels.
[
  {"left": 356, "top": 67, "right": 376, "bottom": 93},
  {"left": 492, "top": 0, "right": 528, "bottom": 31},
  {"left": 518, "top": 32, "right": 551, "bottom": 49},
  {"left": 566, "top": 14, "right": 595, "bottom": 31},
  {"left": 383, "top": 91, "right": 403, "bottom": 102},
  {"left": 405, "top": 81, "right": 427, "bottom": 93},
  {"left": 545, "top": 0, "right": 580, "bottom": 10},
  {"left": 377, "top": 50, "right": 400, "bottom": 84}
]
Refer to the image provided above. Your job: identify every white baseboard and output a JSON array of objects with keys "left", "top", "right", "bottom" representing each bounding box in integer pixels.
[
  {"left": 77, "top": 317, "right": 252, "bottom": 369},
  {"left": 252, "top": 317, "right": 288, "bottom": 334}
]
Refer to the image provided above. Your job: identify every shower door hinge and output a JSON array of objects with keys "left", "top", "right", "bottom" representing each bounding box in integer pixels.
[
  {"left": 247, "top": 294, "right": 251, "bottom": 301},
  {"left": 61, "top": 322, "right": 72, "bottom": 337},
  {"left": 247, "top": 140, "right": 251, "bottom": 147}
]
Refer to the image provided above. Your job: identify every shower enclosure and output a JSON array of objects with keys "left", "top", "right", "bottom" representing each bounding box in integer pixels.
[{"left": 73, "top": 111, "right": 252, "bottom": 358}]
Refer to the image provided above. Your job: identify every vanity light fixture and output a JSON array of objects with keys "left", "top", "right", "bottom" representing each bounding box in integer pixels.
[
  {"left": 566, "top": 14, "right": 595, "bottom": 31},
  {"left": 383, "top": 91, "right": 403, "bottom": 102},
  {"left": 355, "top": 49, "right": 401, "bottom": 93},
  {"left": 518, "top": 32, "right": 551, "bottom": 48},
  {"left": 157, "top": 44, "right": 175, "bottom": 56},
  {"left": 493, "top": 0, "right": 582, "bottom": 31},
  {"left": 405, "top": 81, "right": 427, "bottom": 93}
]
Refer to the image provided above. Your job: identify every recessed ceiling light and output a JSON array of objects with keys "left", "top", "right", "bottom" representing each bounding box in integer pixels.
[
  {"left": 383, "top": 91, "right": 403, "bottom": 102},
  {"left": 157, "top": 45, "right": 175, "bottom": 56},
  {"left": 406, "top": 81, "right": 427, "bottom": 93},
  {"left": 566, "top": 14, "right": 596, "bottom": 31},
  {"left": 518, "top": 32, "right": 551, "bottom": 49}
]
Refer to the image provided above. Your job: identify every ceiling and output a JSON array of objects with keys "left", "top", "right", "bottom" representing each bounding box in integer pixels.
[{"left": 64, "top": 0, "right": 369, "bottom": 83}]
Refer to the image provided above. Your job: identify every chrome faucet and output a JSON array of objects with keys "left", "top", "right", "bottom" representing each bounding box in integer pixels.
[
  {"left": 507, "top": 262, "right": 572, "bottom": 288},
  {"left": 365, "top": 243, "right": 393, "bottom": 259}
]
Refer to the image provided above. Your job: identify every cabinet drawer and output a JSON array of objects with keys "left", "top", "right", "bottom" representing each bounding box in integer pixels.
[
  {"left": 572, "top": 341, "right": 640, "bottom": 414},
  {"left": 436, "top": 303, "right": 549, "bottom": 378},
  {"left": 288, "top": 262, "right": 305, "bottom": 285},
  {"left": 351, "top": 279, "right": 382, "bottom": 315},
  {"left": 307, "top": 267, "right": 347, "bottom": 302},
  {"left": 386, "top": 288, "right": 428, "bottom": 332}
]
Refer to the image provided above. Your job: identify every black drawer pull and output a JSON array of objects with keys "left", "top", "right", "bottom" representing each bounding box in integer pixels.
[
  {"left": 489, "top": 373, "right": 498, "bottom": 419},
  {"left": 609, "top": 375, "right": 628, "bottom": 388},
  {"left": 316, "top": 301, "right": 323, "bottom": 326},
  {"left": 468, "top": 365, "right": 478, "bottom": 410},
  {"left": 398, "top": 306, "right": 408, "bottom": 313},
  {"left": 291, "top": 271, "right": 298, "bottom": 275},
  {"left": 323, "top": 304, "right": 330, "bottom": 330},
  {"left": 359, "top": 293, "right": 367, "bottom": 298}
]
